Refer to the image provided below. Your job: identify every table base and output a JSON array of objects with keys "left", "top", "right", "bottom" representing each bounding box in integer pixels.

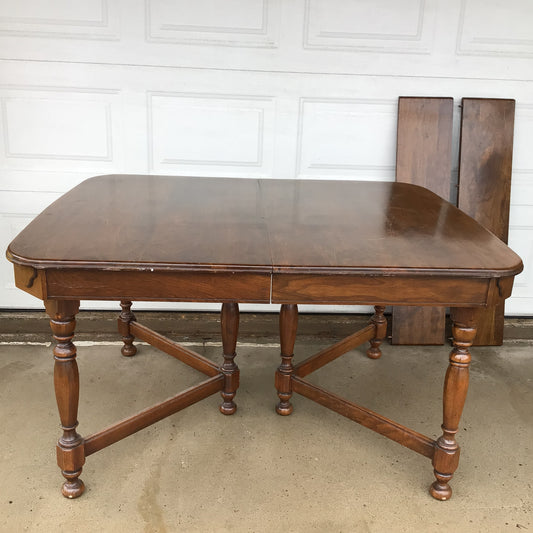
[
  {"left": 46, "top": 298, "right": 477, "bottom": 501},
  {"left": 275, "top": 304, "right": 478, "bottom": 501},
  {"left": 47, "top": 299, "right": 239, "bottom": 499}
]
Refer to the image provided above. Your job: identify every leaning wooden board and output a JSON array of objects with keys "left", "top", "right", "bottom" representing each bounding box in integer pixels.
[
  {"left": 458, "top": 98, "right": 515, "bottom": 345},
  {"left": 392, "top": 97, "right": 454, "bottom": 345}
]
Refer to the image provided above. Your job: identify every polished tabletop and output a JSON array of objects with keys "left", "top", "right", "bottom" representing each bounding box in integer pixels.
[{"left": 7, "top": 175, "right": 523, "bottom": 279}]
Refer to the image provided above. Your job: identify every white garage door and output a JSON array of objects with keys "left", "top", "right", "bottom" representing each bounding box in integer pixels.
[{"left": 1, "top": 0, "right": 532, "bottom": 313}]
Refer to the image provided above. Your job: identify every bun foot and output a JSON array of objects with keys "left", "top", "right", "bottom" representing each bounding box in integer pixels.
[
  {"left": 366, "top": 346, "right": 382, "bottom": 359},
  {"left": 429, "top": 479, "right": 452, "bottom": 501},
  {"left": 121, "top": 342, "right": 137, "bottom": 357},
  {"left": 61, "top": 472, "right": 85, "bottom": 499},
  {"left": 219, "top": 396, "right": 237, "bottom": 415},
  {"left": 276, "top": 398, "right": 293, "bottom": 416}
]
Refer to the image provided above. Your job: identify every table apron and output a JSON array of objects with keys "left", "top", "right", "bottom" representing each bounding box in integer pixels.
[
  {"left": 45, "top": 269, "right": 271, "bottom": 303},
  {"left": 272, "top": 274, "right": 493, "bottom": 306},
  {"left": 20, "top": 268, "right": 509, "bottom": 308}
]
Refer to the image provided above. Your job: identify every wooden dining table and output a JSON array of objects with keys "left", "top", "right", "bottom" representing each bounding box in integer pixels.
[{"left": 6, "top": 174, "right": 523, "bottom": 500}]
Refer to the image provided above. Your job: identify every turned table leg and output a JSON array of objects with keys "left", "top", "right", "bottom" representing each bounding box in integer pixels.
[
  {"left": 367, "top": 305, "right": 387, "bottom": 359},
  {"left": 220, "top": 303, "right": 240, "bottom": 415},
  {"left": 276, "top": 304, "right": 298, "bottom": 415},
  {"left": 430, "top": 307, "right": 479, "bottom": 501},
  {"left": 45, "top": 300, "right": 86, "bottom": 499},
  {"left": 118, "top": 300, "right": 137, "bottom": 357}
]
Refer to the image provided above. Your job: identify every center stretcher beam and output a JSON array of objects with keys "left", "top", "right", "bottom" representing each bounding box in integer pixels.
[
  {"left": 84, "top": 374, "right": 224, "bottom": 456},
  {"left": 292, "top": 376, "right": 435, "bottom": 459},
  {"left": 294, "top": 324, "right": 375, "bottom": 378},
  {"left": 130, "top": 321, "right": 220, "bottom": 377}
]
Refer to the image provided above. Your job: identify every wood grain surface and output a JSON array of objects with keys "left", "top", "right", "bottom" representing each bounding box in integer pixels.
[
  {"left": 8, "top": 176, "right": 522, "bottom": 279},
  {"left": 393, "top": 97, "right": 454, "bottom": 345},
  {"left": 458, "top": 98, "right": 515, "bottom": 345}
]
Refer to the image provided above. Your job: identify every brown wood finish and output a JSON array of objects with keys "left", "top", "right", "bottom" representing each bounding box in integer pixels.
[
  {"left": 118, "top": 300, "right": 137, "bottom": 357},
  {"left": 393, "top": 97, "right": 454, "bottom": 345},
  {"left": 395, "top": 98, "right": 454, "bottom": 199},
  {"left": 13, "top": 263, "right": 47, "bottom": 300},
  {"left": 7, "top": 175, "right": 271, "bottom": 271},
  {"left": 294, "top": 323, "right": 375, "bottom": 377},
  {"left": 292, "top": 377, "right": 435, "bottom": 459},
  {"left": 45, "top": 269, "right": 271, "bottom": 303},
  {"left": 430, "top": 307, "right": 479, "bottom": 500},
  {"left": 45, "top": 299, "right": 85, "bottom": 499},
  {"left": 259, "top": 180, "right": 520, "bottom": 277},
  {"left": 367, "top": 305, "right": 387, "bottom": 359},
  {"left": 6, "top": 175, "right": 523, "bottom": 500},
  {"left": 458, "top": 98, "right": 516, "bottom": 345},
  {"left": 272, "top": 274, "right": 492, "bottom": 306},
  {"left": 285, "top": 306, "right": 478, "bottom": 501},
  {"left": 393, "top": 306, "right": 447, "bottom": 345},
  {"left": 130, "top": 321, "right": 220, "bottom": 377},
  {"left": 275, "top": 304, "right": 298, "bottom": 416},
  {"left": 220, "top": 302, "right": 240, "bottom": 415},
  {"left": 84, "top": 375, "right": 224, "bottom": 456},
  {"left": 45, "top": 304, "right": 228, "bottom": 497},
  {"left": 8, "top": 177, "right": 521, "bottom": 279}
]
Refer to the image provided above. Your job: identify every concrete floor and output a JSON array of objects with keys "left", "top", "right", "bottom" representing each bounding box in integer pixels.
[{"left": 0, "top": 337, "right": 531, "bottom": 532}]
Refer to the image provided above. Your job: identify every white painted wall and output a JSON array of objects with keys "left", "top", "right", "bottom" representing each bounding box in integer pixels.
[{"left": 1, "top": 0, "right": 532, "bottom": 314}]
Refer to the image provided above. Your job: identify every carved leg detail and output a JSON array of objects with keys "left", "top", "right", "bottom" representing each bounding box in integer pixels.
[
  {"left": 430, "top": 307, "right": 478, "bottom": 501},
  {"left": 367, "top": 305, "right": 387, "bottom": 359},
  {"left": 118, "top": 300, "right": 137, "bottom": 357},
  {"left": 276, "top": 304, "right": 298, "bottom": 415},
  {"left": 45, "top": 300, "right": 86, "bottom": 499},
  {"left": 220, "top": 303, "right": 240, "bottom": 415}
]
